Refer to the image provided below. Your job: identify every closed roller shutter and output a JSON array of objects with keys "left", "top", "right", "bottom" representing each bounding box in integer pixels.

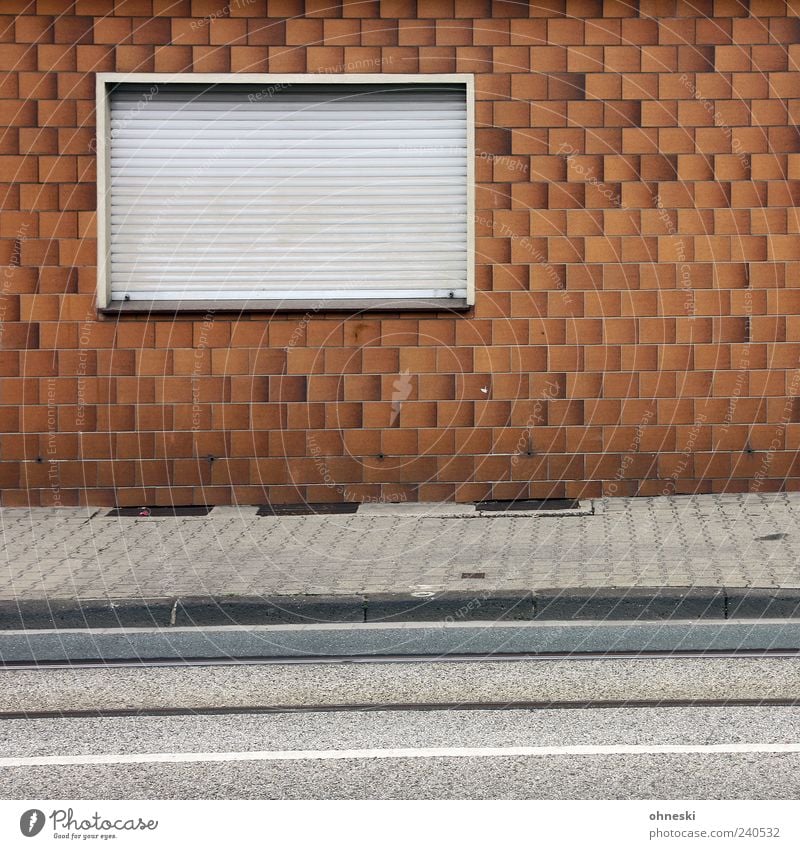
[{"left": 107, "top": 81, "right": 470, "bottom": 306}]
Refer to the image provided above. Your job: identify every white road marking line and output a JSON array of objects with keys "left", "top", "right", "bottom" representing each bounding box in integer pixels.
[{"left": 2, "top": 743, "right": 800, "bottom": 768}]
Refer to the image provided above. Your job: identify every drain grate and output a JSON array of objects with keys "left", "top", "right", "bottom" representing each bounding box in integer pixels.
[
  {"left": 477, "top": 498, "right": 579, "bottom": 512},
  {"left": 106, "top": 506, "right": 212, "bottom": 518},
  {"left": 257, "top": 502, "right": 360, "bottom": 517},
  {"left": 461, "top": 572, "right": 486, "bottom": 579}
]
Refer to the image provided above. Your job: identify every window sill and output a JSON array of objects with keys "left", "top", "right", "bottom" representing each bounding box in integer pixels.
[{"left": 100, "top": 297, "right": 472, "bottom": 314}]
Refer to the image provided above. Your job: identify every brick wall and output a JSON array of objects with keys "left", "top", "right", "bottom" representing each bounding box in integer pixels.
[{"left": 2, "top": 0, "right": 800, "bottom": 507}]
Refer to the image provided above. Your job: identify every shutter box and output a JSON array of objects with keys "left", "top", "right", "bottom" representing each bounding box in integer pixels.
[{"left": 96, "top": 73, "right": 475, "bottom": 312}]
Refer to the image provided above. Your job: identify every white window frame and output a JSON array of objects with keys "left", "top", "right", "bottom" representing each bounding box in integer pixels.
[{"left": 95, "top": 72, "right": 475, "bottom": 312}]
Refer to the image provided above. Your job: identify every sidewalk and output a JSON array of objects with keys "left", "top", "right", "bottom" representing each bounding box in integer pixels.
[{"left": 2, "top": 493, "right": 800, "bottom": 626}]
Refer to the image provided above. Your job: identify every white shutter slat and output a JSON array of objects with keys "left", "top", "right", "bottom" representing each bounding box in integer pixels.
[
  {"left": 108, "top": 81, "right": 468, "bottom": 304},
  {"left": 111, "top": 222, "right": 466, "bottom": 233},
  {"left": 126, "top": 289, "right": 462, "bottom": 300},
  {"left": 110, "top": 200, "right": 467, "bottom": 209}
]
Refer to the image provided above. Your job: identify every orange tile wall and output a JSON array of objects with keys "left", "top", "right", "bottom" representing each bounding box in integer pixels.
[{"left": 1, "top": 0, "right": 800, "bottom": 507}]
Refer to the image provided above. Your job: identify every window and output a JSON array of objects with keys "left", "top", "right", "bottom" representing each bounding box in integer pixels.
[{"left": 96, "top": 73, "right": 474, "bottom": 311}]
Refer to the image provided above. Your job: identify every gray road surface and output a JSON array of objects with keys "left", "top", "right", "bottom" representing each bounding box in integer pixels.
[
  {"left": 2, "top": 704, "right": 800, "bottom": 799},
  {"left": 2, "top": 656, "right": 800, "bottom": 799},
  {"left": 2, "top": 655, "right": 800, "bottom": 714}
]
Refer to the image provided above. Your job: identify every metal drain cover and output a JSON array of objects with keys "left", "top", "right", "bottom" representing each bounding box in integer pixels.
[
  {"left": 106, "top": 506, "right": 212, "bottom": 518},
  {"left": 477, "top": 498, "right": 579, "bottom": 512},
  {"left": 257, "top": 502, "right": 360, "bottom": 516}
]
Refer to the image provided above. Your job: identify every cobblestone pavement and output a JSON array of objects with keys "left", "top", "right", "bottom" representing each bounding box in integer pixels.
[{"left": 1, "top": 493, "right": 800, "bottom": 600}]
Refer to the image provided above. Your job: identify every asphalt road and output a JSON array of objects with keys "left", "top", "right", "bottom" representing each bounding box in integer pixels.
[
  {"left": 2, "top": 658, "right": 800, "bottom": 798},
  {"left": 2, "top": 654, "right": 800, "bottom": 713},
  {"left": 0, "top": 656, "right": 800, "bottom": 800}
]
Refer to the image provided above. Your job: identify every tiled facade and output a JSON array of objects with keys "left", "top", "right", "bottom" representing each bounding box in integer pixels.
[{"left": 2, "top": 0, "right": 800, "bottom": 507}]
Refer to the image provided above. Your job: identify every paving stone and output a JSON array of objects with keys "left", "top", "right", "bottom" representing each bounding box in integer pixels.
[{"left": 1, "top": 495, "right": 800, "bottom": 604}]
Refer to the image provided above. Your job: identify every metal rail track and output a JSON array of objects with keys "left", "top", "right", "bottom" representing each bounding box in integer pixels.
[
  {"left": 2, "top": 697, "right": 800, "bottom": 722},
  {"left": 2, "top": 649, "right": 798, "bottom": 720},
  {"left": 4, "top": 646, "right": 800, "bottom": 671}
]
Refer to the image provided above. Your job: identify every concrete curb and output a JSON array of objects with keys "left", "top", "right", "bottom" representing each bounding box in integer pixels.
[
  {"left": 3, "top": 620, "right": 800, "bottom": 664},
  {"left": 2, "top": 586, "right": 800, "bottom": 630}
]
